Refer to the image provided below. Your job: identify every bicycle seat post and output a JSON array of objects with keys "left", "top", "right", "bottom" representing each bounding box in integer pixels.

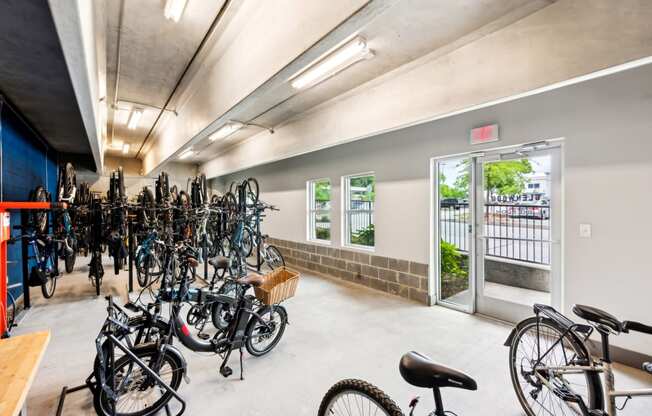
[{"left": 432, "top": 387, "right": 446, "bottom": 416}]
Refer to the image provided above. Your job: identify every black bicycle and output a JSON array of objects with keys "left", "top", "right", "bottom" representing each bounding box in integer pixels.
[{"left": 319, "top": 351, "right": 477, "bottom": 416}]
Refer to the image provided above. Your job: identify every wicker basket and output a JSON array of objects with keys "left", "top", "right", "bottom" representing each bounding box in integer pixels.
[{"left": 254, "top": 267, "right": 300, "bottom": 305}]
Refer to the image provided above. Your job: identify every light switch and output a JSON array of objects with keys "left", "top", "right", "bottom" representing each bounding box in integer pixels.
[{"left": 579, "top": 223, "right": 592, "bottom": 238}]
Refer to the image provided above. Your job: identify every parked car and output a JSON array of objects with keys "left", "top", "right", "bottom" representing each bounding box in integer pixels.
[{"left": 440, "top": 198, "right": 461, "bottom": 209}]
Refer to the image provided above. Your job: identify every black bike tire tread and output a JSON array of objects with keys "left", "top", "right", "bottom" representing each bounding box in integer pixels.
[{"left": 318, "top": 379, "right": 404, "bottom": 416}]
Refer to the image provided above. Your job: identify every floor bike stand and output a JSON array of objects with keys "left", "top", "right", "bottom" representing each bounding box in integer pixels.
[
  {"left": 56, "top": 333, "right": 187, "bottom": 416},
  {"left": 0, "top": 201, "right": 67, "bottom": 338}
]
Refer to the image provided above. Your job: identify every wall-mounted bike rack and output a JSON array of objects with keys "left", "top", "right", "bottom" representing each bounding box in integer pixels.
[{"left": 0, "top": 201, "right": 66, "bottom": 338}]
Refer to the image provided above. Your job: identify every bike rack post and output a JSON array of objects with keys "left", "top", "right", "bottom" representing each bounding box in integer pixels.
[
  {"left": 203, "top": 237, "right": 208, "bottom": 282},
  {"left": 19, "top": 210, "right": 30, "bottom": 310},
  {"left": 128, "top": 219, "right": 134, "bottom": 293}
]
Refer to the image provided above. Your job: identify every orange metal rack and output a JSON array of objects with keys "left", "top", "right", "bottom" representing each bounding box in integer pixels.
[{"left": 0, "top": 201, "right": 66, "bottom": 337}]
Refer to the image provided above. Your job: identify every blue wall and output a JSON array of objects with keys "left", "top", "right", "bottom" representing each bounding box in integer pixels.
[{"left": 0, "top": 102, "right": 58, "bottom": 300}]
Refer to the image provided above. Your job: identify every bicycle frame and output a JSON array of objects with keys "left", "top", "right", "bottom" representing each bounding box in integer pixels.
[
  {"left": 515, "top": 305, "right": 652, "bottom": 416},
  {"left": 535, "top": 360, "right": 652, "bottom": 415}
]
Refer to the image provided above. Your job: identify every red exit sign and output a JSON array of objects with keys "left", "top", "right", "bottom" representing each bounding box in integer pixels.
[{"left": 470, "top": 124, "right": 499, "bottom": 145}]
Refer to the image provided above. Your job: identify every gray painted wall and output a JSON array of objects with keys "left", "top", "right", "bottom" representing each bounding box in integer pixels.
[{"left": 216, "top": 63, "right": 652, "bottom": 355}]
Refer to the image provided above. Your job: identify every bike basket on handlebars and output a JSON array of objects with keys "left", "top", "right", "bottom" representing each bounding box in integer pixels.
[{"left": 254, "top": 267, "right": 300, "bottom": 305}]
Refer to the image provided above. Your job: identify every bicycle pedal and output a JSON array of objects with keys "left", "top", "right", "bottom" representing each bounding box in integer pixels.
[{"left": 220, "top": 366, "right": 233, "bottom": 378}]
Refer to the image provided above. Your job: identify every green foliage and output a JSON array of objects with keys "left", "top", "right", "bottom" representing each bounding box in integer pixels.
[
  {"left": 350, "top": 175, "right": 375, "bottom": 202},
  {"left": 454, "top": 159, "right": 533, "bottom": 196},
  {"left": 316, "top": 227, "right": 330, "bottom": 240},
  {"left": 440, "top": 240, "right": 466, "bottom": 277},
  {"left": 351, "top": 223, "right": 374, "bottom": 246},
  {"left": 440, "top": 183, "right": 467, "bottom": 199},
  {"left": 314, "top": 179, "right": 331, "bottom": 202}
]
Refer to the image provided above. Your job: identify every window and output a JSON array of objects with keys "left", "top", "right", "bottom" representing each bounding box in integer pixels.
[
  {"left": 307, "top": 179, "right": 331, "bottom": 242},
  {"left": 343, "top": 173, "right": 375, "bottom": 248}
]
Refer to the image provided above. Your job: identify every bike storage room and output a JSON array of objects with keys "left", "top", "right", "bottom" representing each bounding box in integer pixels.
[{"left": 1, "top": 1, "right": 651, "bottom": 415}]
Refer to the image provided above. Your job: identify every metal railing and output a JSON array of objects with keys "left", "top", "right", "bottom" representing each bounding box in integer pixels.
[{"left": 440, "top": 202, "right": 550, "bottom": 265}]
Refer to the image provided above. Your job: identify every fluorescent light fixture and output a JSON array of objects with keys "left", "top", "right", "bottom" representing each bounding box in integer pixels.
[
  {"left": 111, "top": 139, "right": 124, "bottom": 149},
  {"left": 290, "top": 36, "right": 373, "bottom": 90},
  {"left": 179, "top": 149, "right": 194, "bottom": 160},
  {"left": 122, "top": 143, "right": 130, "bottom": 154},
  {"left": 164, "top": 0, "right": 188, "bottom": 23},
  {"left": 209, "top": 122, "right": 244, "bottom": 142},
  {"left": 127, "top": 108, "right": 143, "bottom": 130}
]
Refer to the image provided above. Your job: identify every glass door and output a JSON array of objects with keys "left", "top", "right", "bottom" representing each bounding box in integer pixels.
[
  {"left": 474, "top": 144, "right": 561, "bottom": 323},
  {"left": 435, "top": 156, "right": 474, "bottom": 312}
]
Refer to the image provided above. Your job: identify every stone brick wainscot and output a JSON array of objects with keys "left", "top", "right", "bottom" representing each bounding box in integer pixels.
[{"left": 268, "top": 238, "right": 430, "bottom": 305}]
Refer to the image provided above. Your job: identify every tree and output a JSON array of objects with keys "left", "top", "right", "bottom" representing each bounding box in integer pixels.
[
  {"left": 314, "top": 180, "right": 331, "bottom": 201},
  {"left": 454, "top": 159, "right": 533, "bottom": 196}
]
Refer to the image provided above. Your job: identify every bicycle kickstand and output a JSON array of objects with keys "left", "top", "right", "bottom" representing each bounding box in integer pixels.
[{"left": 239, "top": 347, "right": 244, "bottom": 381}]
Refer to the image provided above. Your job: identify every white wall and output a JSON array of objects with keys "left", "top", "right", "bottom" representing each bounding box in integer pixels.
[
  {"left": 202, "top": 0, "right": 652, "bottom": 178},
  {"left": 216, "top": 64, "right": 652, "bottom": 356}
]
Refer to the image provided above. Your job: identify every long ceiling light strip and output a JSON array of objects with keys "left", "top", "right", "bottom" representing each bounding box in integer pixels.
[
  {"left": 209, "top": 121, "right": 244, "bottom": 141},
  {"left": 179, "top": 149, "right": 194, "bottom": 160},
  {"left": 127, "top": 108, "right": 143, "bottom": 130},
  {"left": 290, "top": 36, "right": 374, "bottom": 90},
  {"left": 164, "top": 0, "right": 188, "bottom": 23}
]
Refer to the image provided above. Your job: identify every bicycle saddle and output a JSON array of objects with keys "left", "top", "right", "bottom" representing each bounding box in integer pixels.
[
  {"left": 209, "top": 256, "right": 229, "bottom": 269},
  {"left": 572, "top": 304, "right": 623, "bottom": 333},
  {"left": 236, "top": 274, "right": 265, "bottom": 288},
  {"left": 399, "top": 351, "right": 477, "bottom": 391}
]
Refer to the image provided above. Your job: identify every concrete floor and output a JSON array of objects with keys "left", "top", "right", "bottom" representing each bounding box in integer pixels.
[
  {"left": 13, "top": 257, "right": 652, "bottom": 415},
  {"left": 446, "top": 282, "right": 549, "bottom": 307}
]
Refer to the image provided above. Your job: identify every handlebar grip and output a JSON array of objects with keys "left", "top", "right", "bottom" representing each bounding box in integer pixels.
[{"left": 623, "top": 320, "right": 652, "bottom": 335}]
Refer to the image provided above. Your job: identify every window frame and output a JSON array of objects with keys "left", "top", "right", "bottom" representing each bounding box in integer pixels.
[
  {"left": 341, "top": 172, "right": 375, "bottom": 251},
  {"left": 307, "top": 178, "right": 332, "bottom": 244}
]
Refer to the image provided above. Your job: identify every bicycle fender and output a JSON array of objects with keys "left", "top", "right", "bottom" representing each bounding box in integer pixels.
[{"left": 162, "top": 344, "right": 190, "bottom": 384}]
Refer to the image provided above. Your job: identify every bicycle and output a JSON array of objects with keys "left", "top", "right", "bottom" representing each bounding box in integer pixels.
[
  {"left": 319, "top": 351, "right": 477, "bottom": 416},
  {"left": 121, "top": 241, "right": 289, "bottom": 380},
  {"left": 90, "top": 296, "right": 187, "bottom": 416},
  {"left": 54, "top": 162, "right": 78, "bottom": 273},
  {"left": 506, "top": 303, "right": 652, "bottom": 416},
  {"left": 11, "top": 226, "right": 60, "bottom": 299}
]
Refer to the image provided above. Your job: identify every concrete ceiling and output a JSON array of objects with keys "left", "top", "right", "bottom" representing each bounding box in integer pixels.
[
  {"left": 0, "top": 0, "right": 94, "bottom": 167},
  {"left": 105, "top": 0, "right": 227, "bottom": 157},
  {"left": 185, "top": 0, "right": 551, "bottom": 162}
]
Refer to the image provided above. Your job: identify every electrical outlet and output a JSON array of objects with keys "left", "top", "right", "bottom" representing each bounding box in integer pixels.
[{"left": 579, "top": 223, "right": 592, "bottom": 238}]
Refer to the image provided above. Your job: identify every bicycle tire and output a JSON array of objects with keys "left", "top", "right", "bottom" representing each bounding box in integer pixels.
[
  {"left": 508, "top": 317, "right": 604, "bottom": 416},
  {"left": 93, "top": 343, "right": 184, "bottom": 416},
  {"left": 64, "top": 236, "right": 77, "bottom": 273},
  {"left": 318, "top": 379, "right": 404, "bottom": 416},
  {"left": 31, "top": 186, "right": 49, "bottom": 235},
  {"left": 245, "top": 305, "right": 287, "bottom": 356}
]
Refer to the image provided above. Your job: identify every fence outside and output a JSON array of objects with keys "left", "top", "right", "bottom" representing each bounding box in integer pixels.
[{"left": 440, "top": 202, "right": 550, "bottom": 265}]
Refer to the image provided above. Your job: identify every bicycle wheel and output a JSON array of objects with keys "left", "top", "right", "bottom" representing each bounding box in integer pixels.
[
  {"left": 244, "top": 177, "right": 259, "bottom": 205},
  {"left": 210, "top": 281, "right": 243, "bottom": 331},
  {"left": 245, "top": 305, "right": 287, "bottom": 356},
  {"left": 318, "top": 379, "right": 404, "bottom": 416},
  {"left": 93, "top": 343, "right": 184, "bottom": 416},
  {"left": 509, "top": 317, "right": 603, "bottom": 416},
  {"left": 41, "top": 273, "right": 57, "bottom": 298},
  {"left": 265, "top": 245, "right": 284, "bottom": 270},
  {"left": 30, "top": 186, "right": 49, "bottom": 235},
  {"left": 64, "top": 236, "right": 77, "bottom": 273},
  {"left": 241, "top": 227, "right": 253, "bottom": 258}
]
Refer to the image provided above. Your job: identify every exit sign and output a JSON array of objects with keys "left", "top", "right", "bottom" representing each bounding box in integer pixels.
[{"left": 470, "top": 124, "right": 499, "bottom": 145}]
